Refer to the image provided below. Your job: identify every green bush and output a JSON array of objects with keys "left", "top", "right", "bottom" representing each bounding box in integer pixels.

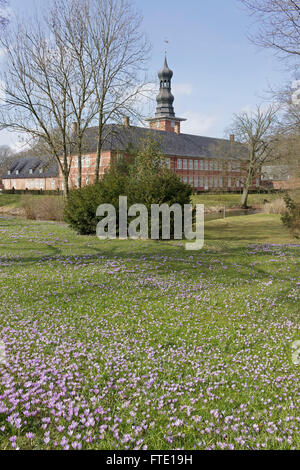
[
  {"left": 281, "top": 193, "right": 300, "bottom": 238},
  {"left": 64, "top": 172, "right": 128, "bottom": 235},
  {"left": 64, "top": 140, "right": 193, "bottom": 237}
]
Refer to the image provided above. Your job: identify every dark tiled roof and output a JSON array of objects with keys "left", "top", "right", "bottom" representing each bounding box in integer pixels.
[
  {"left": 84, "top": 124, "right": 247, "bottom": 159},
  {"left": 2, "top": 157, "right": 58, "bottom": 179},
  {"left": 3, "top": 125, "right": 247, "bottom": 180}
]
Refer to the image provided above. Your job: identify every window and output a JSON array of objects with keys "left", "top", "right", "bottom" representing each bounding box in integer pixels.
[
  {"left": 40, "top": 180, "right": 44, "bottom": 189},
  {"left": 51, "top": 179, "right": 55, "bottom": 189},
  {"left": 194, "top": 176, "right": 198, "bottom": 187},
  {"left": 204, "top": 160, "right": 208, "bottom": 171},
  {"left": 214, "top": 176, "right": 218, "bottom": 188},
  {"left": 35, "top": 180, "right": 39, "bottom": 189},
  {"left": 219, "top": 176, "right": 223, "bottom": 187},
  {"left": 85, "top": 155, "right": 90, "bottom": 168},
  {"left": 204, "top": 176, "right": 209, "bottom": 189},
  {"left": 232, "top": 161, "right": 240, "bottom": 172},
  {"left": 177, "top": 159, "right": 182, "bottom": 169},
  {"left": 256, "top": 178, "right": 259, "bottom": 187},
  {"left": 209, "top": 176, "right": 213, "bottom": 188},
  {"left": 86, "top": 175, "right": 90, "bottom": 185},
  {"left": 228, "top": 177, "right": 231, "bottom": 188},
  {"left": 194, "top": 160, "right": 198, "bottom": 171},
  {"left": 189, "top": 176, "right": 193, "bottom": 185},
  {"left": 209, "top": 160, "right": 214, "bottom": 170},
  {"left": 189, "top": 159, "right": 193, "bottom": 170},
  {"left": 171, "top": 121, "right": 175, "bottom": 128},
  {"left": 199, "top": 176, "right": 204, "bottom": 187},
  {"left": 7, "top": 170, "right": 11, "bottom": 175},
  {"left": 214, "top": 161, "right": 218, "bottom": 171},
  {"left": 199, "top": 160, "right": 203, "bottom": 170},
  {"left": 166, "top": 158, "right": 170, "bottom": 169},
  {"left": 30, "top": 180, "right": 34, "bottom": 189},
  {"left": 5, "top": 181, "right": 9, "bottom": 189},
  {"left": 156, "top": 121, "right": 160, "bottom": 128},
  {"left": 39, "top": 168, "right": 43, "bottom": 174},
  {"left": 183, "top": 159, "right": 187, "bottom": 170},
  {"left": 16, "top": 170, "right": 19, "bottom": 175},
  {"left": 236, "top": 180, "right": 240, "bottom": 188},
  {"left": 29, "top": 169, "right": 33, "bottom": 174},
  {"left": 75, "top": 157, "right": 78, "bottom": 168},
  {"left": 183, "top": 176, "right": 188, "bottom": 184}
]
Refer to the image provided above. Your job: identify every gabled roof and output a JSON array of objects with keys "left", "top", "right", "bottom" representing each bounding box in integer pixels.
[
  {"left": 2, "top": 124, "right": 247, "bottom": 180},
  {"left": 83, "top": 124, "right": 247, "bottom": 160},
  {"left": 2, "top": 157, "right": 58, "bottom": 179}
]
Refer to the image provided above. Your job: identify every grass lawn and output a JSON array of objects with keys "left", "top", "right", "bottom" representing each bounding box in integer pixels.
[
  {"left": 192, "top": 192, "right": 277, "bottom": 209},
  {"left": 0, "top": 194, "right": 21, "bottom": 209},
  {"left": 192, "top": 189, "right": 300, "bottom": 210},
  {"left": 0, "top": 214, "right": 299, "bottom": 450}
]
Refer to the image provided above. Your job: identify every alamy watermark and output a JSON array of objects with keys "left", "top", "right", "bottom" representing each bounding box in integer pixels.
[{"left": 96, "top": 196, "right": 204, "bottom": 251}]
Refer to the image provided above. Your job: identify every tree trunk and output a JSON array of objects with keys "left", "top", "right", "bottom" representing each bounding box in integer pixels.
[
  {"left": 78, "top": 151, "right": 82, "bottom": 189},
  {"left": 95, "top": 125, "right": 102, "bottom": 182},
  {"left": 63, "top": 171, "right": 69, "bottom": 198},
  {"left": 241, "top": 185, "right": 250, "bottom": 209},
  {"left": 240, "top": 166, "right": 254, "bottom": 209}
]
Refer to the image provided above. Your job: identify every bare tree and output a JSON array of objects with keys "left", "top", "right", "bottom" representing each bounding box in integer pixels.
[
  {"left": 240, "top": 0, "right": 300, "bottom": 61},
  {"left": 78, "top": 0, "right": 151, "bottom": 181},
  {"left": 0, "top": 16, "right": 79, "bottom": 196},
  {"left": 230, "top": 106, "right": 279, "bottom": 208},
  {"left": 0, "top": 144, "right": 12, "bottom": 177},
  {"left": 0, "top": 0, "right": 150, "bottom": 193},
  {"left": 49, "top": 0, "right": 98, "bottom": 188},
  {"left": 0, "top": 0, "right": 9, "bottom": 30}
]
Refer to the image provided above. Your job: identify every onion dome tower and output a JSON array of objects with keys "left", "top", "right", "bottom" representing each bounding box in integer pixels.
[{"left": 146, "top": 56, "right": 186, "bottom": 134}]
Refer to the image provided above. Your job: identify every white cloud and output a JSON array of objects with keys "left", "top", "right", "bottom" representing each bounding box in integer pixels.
[
  {"left": 0, "top": 129, "right": 29, "bottom": 153},
  {"left": 181, "top": 111, "right": 219, "bottom": 136},
  {"left": 172, "top": 83, "right": 192, "bottom": 96}
]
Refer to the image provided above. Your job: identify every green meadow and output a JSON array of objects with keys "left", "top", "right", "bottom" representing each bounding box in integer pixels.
[{"left": 0, "top": 214, "right": 299, "bottom": 450}]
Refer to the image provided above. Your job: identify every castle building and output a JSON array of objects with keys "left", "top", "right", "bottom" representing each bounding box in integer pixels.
[{"left": 2, "top": 57, "right": 259, "bottom": 192}]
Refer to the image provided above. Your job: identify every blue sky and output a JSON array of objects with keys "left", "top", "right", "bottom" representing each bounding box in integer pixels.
[{"left": 0, "top": 0, "right": 291, "bottom": 150}]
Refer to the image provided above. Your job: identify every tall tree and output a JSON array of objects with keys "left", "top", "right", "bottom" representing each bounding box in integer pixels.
[
  {"left": 0, "top": 16, "right": 78, "bottom": 196},
  {"left": 79, "top": 0, "right": 151, "bottom": 182},
  {"left": 240, "top": 0, "right": 300, "bottom": 60},
  {"left": 0, "top": 0, "right": 150, "bottom": 195},
  {"left": 230, "top": 106, "right": 279, "bottom": 208},
  {"left": 0, "top": 0, "right": 9, "bottom": 30}
]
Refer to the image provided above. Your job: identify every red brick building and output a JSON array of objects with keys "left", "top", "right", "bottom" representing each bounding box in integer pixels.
[{"left": 2, "top": 57, "right": 258, "bottom": 192}]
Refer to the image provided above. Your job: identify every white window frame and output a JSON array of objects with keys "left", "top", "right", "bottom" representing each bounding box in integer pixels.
[{"left": 177, "top": 159, "right": 182, "bottom": 169}]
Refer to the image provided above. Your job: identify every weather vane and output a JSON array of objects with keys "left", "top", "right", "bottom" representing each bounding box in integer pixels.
[{"left": 164, "top": 38, "right": 169, "bottom": 56}]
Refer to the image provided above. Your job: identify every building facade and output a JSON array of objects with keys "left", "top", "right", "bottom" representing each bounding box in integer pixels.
[{"left": 2, "top": 58, "right": 259, "bottom": 192}]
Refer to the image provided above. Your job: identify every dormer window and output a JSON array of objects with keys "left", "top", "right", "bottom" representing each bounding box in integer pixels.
[
  {"left": 16, "top": 170, "right": 19, "bottom": 175},
  {"left": 8, "top": 170, "right": 11, "bottom": 175},
  {"left": 29, "top": 169, "right": 33, "bottom": 174},
  {"left": 39, "top": 168, "right": 43, "bottom": 174}
]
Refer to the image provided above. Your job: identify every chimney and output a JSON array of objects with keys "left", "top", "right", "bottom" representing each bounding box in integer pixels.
[
  {"left": 72, "top": 122, "right": 78, "bottom": 135},
  {"left": 123, "top": 116, "right": 130, "bottom": 128},
  {"left": 174, "top": 122, "right": 180, "bottom": 135},
  {"left": 230, "top": 134, "right": 235, "bottom": 142}
]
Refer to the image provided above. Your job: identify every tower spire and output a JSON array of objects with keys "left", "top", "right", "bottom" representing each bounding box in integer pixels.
[
  {"left": 155, "top": 57, "right": 175, "bottom": 118},
  {"left": 146, "top": 56, "right": 186, "bottom": 133}
]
